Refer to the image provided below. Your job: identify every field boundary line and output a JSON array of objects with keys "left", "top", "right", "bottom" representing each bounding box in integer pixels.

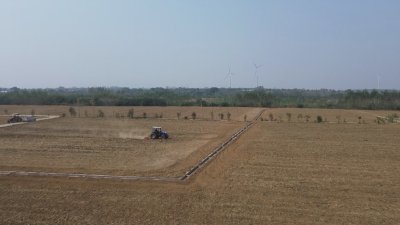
[
  {"left": 0, "top": 109, "right": 265, "bottom": 181},
  {"left": 180, "top": 108, "right": 265, "bottom": 180}
]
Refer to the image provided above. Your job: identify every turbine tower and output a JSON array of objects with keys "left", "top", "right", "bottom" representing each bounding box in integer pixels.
[
  {"left": 378, "top": 76, "right": 382, "bottom": 90},
  {"left": 252, "top": 60, "right": 262, "bottom": 88},
  {"left": 378, "top": 68, "right": 382, "bottom": 90},
  {"left": 225, "top": 65, "right": 235, "bottom": 88}
]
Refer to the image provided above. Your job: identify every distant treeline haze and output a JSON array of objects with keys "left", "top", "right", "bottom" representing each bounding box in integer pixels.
[{"left": 0, "top": 87, "right": 399, "bottom": 110}]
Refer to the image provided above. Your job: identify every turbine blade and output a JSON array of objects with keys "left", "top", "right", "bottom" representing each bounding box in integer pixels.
[{"left": 252, "top": 60, "right": 257, "bottom": 68}]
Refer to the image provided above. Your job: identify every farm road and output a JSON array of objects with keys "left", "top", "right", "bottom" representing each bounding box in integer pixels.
[{"left": 0, "top": 115, "right": 60, "bottom": 128}]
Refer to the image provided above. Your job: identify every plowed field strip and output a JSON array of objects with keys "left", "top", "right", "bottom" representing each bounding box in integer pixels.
[{"left": 0, "top": 110, "right": 265, "bottom": 181}]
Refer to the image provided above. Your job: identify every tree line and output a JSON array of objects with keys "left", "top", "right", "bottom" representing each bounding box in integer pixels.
[{"left": 0, "top": 87, "right": 399, "bottom": 110}]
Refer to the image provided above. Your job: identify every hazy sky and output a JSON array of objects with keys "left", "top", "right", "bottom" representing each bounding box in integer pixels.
[{"left": 1, "top": 0, "right": 399, "bottom": 89}]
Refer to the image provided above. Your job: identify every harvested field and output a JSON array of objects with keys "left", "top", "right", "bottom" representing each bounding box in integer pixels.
[
  {"left": 261, "top": 108, "right": 400, "bottom": 123},
  {"left": 1, "top": 107, "right": 400, "bottom": 224},
  {"left": 0, "top": 105, "right": 260, "bottom": 122}
]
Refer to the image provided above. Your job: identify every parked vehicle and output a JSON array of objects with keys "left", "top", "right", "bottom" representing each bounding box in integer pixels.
[
  {"left": 7, "top": 113, "right": 23, "bottom": 123},
  {"left": 22, "top": 116, "right": 36, "bottom": 122}
]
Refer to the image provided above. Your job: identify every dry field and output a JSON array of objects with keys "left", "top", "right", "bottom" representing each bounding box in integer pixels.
[
  {"left": 1, "top": 107, "right": 400, "bottom": 224},
  {"left": 261, "top": 108, "right": 400, "bottom": 123},
  {"left": 0, "top": 105, "right": 260, "bottom": 122},
  {"left": 0, "top": 108, "right": 258, "bottom": 178}
]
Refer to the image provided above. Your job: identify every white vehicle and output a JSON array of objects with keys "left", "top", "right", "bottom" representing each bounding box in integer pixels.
[{"left": 22, "top": 116, "right": 37, "bottom": 122}]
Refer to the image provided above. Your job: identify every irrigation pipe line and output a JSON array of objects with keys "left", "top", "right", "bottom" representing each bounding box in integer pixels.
[{"left": 0, "top": 109, "right": 266, "bottom": 181}]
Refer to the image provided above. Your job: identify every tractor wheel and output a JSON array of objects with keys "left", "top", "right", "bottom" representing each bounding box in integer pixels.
[
  {"left": 150, "top": 133, "right": 157, "bottom": 139},
  {"left": 161, "top": 135, "right": 166, "bottom": 139}
]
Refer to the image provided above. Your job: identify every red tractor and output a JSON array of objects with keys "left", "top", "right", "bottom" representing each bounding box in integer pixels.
[{"left": 7, "top": 113, "right": 23, "bottom": 123}]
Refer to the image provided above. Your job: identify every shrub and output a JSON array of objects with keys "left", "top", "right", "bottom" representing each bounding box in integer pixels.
[
  {"left": 211, "top": 111, "right": 214, "bottom": 121},
  {"left": 69, "top": 107, "right": 76, "bottom": 117},
  {"left": 31, "top": 109, "right": 35, "bottom": 116},
  {"left": 184, "top": 116, "right": 188, "bottom": 120},
  {"left": 177, "top": 112, "right": 181, "bottom": 119},
  {"left": 297, "top": 113, "right": 303, "bottom": 122},
  {"left": 219, "top": 113, "right": 224, "bottom": 120},
  {"left": 4, "top": 109, "right": 8, "bottom": 115},
  {"left": 191, "top": 112, "right": 197, "bottom": 120},
  {"left": 84, "top": 110, "right": 88, "bottom": 117},
  {"left": 142, "top": 112, "right": 147, "bottom": 119},
  {"left": 159, "top": 113, "right": 163, "bottom": 119},
  {"left": 227, "top": 112, "right": 231, "bottom": 121},
  {"left": 154, "top": 113, "right": 159, "bottom": 118},
  {"left": 115, "top": 113, "right": 120, "bottom": 118},
  {"left": 358, "top": 116, "right": 362, "bottom": 124},
  {"left": 386, "top": 114, "right": 399, "bottom": 123},
  {"left": 244, "top": 115, "right": 247, "bottom": 122},
  {"left": 304, "top": 115, "right": 310, "bottom": 122},
  {"left": 336, "top": 115, "right": 341, "bottom": 123},
  {"left": 317, "top": 115, "right": 322, "bottom": 123},
  {"left": 98, "top": 110, "right": 105, "bottom": 118},
  {"left": 127, "top": 109, "right": 134, "bottom": 118},
  {"left": 61, "top": 113, "right": 66, "bottom": 117},
  {"left": 269, "top": 113, "right": 273, "bottom": 121}
]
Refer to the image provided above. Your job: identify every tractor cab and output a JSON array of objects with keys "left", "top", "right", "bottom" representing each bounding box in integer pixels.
[{"left": 149, "top": 126, "right": 169, "bottom": 139}]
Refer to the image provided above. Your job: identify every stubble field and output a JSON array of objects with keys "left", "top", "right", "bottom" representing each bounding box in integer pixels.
[{"left": 1, "top": 106, "right": 399, "bottom": 224}]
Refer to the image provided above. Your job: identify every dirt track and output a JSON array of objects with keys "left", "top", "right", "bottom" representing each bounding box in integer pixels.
[
  {"left": 1, "top": 111, "right": 400, "bottom": 224},
  {"left": 0, "top": 115, "right": 59, "bottom": 128}
]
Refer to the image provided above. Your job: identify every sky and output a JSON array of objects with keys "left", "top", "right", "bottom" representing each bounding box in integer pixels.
[{"left": 1, "top": 0, "right": 399, "bottom": 90}]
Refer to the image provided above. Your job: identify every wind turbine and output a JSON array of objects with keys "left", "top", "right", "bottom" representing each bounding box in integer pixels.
[
  {"left": 225, "top": 65, "right": 235, "bottom": 88},
  {"left": 252, "top": 60, "right": 262, "bottom": 88},
  {"left": 378, "top": 68, "right": 382, "bottom": 90},
  {"left": 378, "top": 75, "right": 382, "bottom": 90}
]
